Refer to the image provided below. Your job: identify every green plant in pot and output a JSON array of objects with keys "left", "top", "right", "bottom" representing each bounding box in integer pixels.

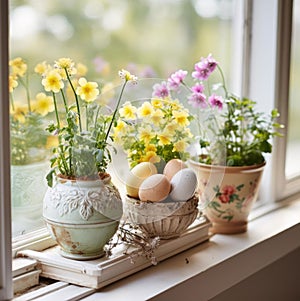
[
  {"left": 9, "top": 57, "right": 54, "bottom": 236},
  {"left": 40, "top": 58, "right": 137, "bottom": 259},
  {"left": 155, "top": 54, "right": 283, "bottom": 234}
]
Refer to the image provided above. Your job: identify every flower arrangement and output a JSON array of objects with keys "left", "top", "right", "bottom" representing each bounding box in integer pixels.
[
  {"left": 35, "top": 57, "right": 137, "bottom": 186},
  {"left": 151, "top": 54, "right": 283, "bottom": 166},
  {"left": 9, "top": 57, "right": 54, "bottom": 165},
  {"left": 113, "top": 93, "right": 194, "bottom": 168}
]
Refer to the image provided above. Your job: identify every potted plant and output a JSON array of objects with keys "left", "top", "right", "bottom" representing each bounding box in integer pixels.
[
  {"left": 9, "top": 57, "right": 54, "bottom": 236},
  {"left": 39, "top": 58, "right": 137, "bottom": 259},
  {"left": 163, "top": 54, "right": 283, "bottom": 234},
  {"left": 113, "top": 85, "right": 199, "bottom": 239}
]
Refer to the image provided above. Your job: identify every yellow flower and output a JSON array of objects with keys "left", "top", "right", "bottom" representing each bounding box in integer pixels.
[
  {"left": 138, "top": 125, "right": 155, "bottom": 143},
  {"left": 76, "top": 77, "right": 99, "bottom": 103},
  {"left": 151, "top": 109, "right": 164, "bottom": 125},
  {"left": 11, "top": 102, "right": 28, "bottom": 123},
  {"left": 164, "top": 120, "right": 179, "bottom": 136},
  {"left": 42, "top": 70, "right": 64, "bottom": 93},
  {"left": 151, "top": 98, "right": 163, "bottom": 109},
  {"left": 137, "top": 101, "right": 153, "bottom": 118},
  {"left": 119, "top": 101, "right": 137, "bottom": 119},
  {"left": 158, "top": 133, "right": 171, "bottom": 146},
  {"left": 9, "top": 75, "right": 18, "bottom": 93},
  {"left": 9, "top": 57, "right": 27, "bottom": 77},
  {"left": 173, "top": 110, "right": 190, "bottom": 127},
  {"left": 76, "top": 63, "right": 88, "bottom": 76},
  {"left": 34, "top": 61, "right": 51, "bottom": 75},
  {"left": 55, "top": 58, "right": 77, "bottom": 75},
  {"left": 113, "top": 119, "right": 126, "bottom": 135},
  {"left": 173, "top": 140, "right": 188, "bottom": 152},
  {"left": 35, "top": 92, "right": 54, "bottom": 116},
  {"left": 142, "top": 151, "right": 160, "bottom": 163},
  {"left": 170, "top": 99, "right": 182, "bottom": 111},
  {"left": 118, "top": 69, "right": 138, "bottom": 84},
  {"left": 145, "top": 144, "right": 157, "bottom": 152}
]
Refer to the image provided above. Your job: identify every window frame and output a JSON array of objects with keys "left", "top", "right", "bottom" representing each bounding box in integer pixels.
[
  {"left": 1, "top": 0, "right": 300, "bottom": 297},
  {"left": 0, "top": 0, "right": 13, "bottom": 300}
]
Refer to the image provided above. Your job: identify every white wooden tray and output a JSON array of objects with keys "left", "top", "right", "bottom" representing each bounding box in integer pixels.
[{"left": 18, "top": 218, "right": 211, "bottom": 289}]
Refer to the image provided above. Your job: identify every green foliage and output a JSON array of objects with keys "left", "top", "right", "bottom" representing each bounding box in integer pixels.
[{"left": 198, "top": 85, "right": 283, "bottom": 167}]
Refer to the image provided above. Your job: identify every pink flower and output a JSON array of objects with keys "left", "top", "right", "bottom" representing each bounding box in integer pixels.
[
  {"left": 209, "top": 94, "right": 224, "bottom": 110},
  {"left": 188, "top": 92, "right": 207, "bottom": 108},
  {"left": 167, "top": 69, "right": 188, "bottom": 91},
  {"left": 191, "top": 83, "right": 205, "bottom": 93},
  {"left": 222, "top": 185, "right": 236, "bottom": 195},
  {"left": 192, "top": 54, "right": 218, "bottom": 81},
  {"left": 152, "top": 81, "right": 169, "bottom": 98},
  {"left": 219, "top": 194, "right": 230, "bottom": 203}
]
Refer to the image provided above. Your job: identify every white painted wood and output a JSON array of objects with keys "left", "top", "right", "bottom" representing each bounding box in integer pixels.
[
  {"left": 13, "top": 282, "right": 69, "bottom": 301},
  {"left": 12, "top": 230, "right": 57, "bottom": 258},
  {"left": 13, "top": 270, "right": 41, "bottom": 295},
  {"left": 31, "top": 285, "right": 95, "bottom": 301},
  {"left": 12, "top": 258, "right": 38, "bottom": 278},
  {"left": 18, "top": 219, "right": 211, "bottom": 289},
  {"left": 0, "top": 0, "right": 13, "bottom": 300}
]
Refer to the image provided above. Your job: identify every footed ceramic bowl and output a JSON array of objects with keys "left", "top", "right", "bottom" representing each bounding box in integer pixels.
[{"left": 124, "top": 195, "right": 199, "bottom": 239}]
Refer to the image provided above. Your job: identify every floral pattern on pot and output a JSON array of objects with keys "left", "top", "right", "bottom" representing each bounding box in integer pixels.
[{"left": 189, "top": 160, "right": 265, "bottom": 234}]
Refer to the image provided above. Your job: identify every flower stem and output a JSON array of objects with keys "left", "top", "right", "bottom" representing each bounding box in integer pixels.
[
  {"left": 65, "top": 68, "right": 82, "bottom": 132},
  {"left": 86, "top": 104, "right": 88, "bottom": 131},
  {"left": 217, "top": 65, "right": 228, "bottom": 98},
  {"left": 60, "top": 90, "right": 69, "bottom": 114},
  {"left": 19, "top": 76, "right": 31, "bottom": 112},
  {"left": 52, "top": 92, "right": 60, "bottom": 129},
  {"left": 105, "top": 80, "right": 128, "bottom": 143}
]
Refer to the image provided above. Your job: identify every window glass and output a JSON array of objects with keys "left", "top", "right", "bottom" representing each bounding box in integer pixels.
[
  {"left": 9, "top": 0, "right": 239, "bottom": 237},
  {"left": 286, "top": 0, "right": 300, "bottom": 179}
]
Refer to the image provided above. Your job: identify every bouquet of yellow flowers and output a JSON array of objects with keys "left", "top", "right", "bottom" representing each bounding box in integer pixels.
[{"left": 113, "top": 96, "right": 194, "bottom": 168}]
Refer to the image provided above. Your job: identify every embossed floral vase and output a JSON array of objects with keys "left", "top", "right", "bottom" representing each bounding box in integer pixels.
[
  {"left": 43, "top": 174, "right": 123, "bottom": 260},
  {"left": 189, "top": 160, "right": 266, "bottom": 234},
  {"left": 11, "top": 160, "right": 48, "bottom": 236}
]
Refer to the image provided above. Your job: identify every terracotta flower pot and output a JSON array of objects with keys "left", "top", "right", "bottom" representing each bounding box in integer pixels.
[
  {"left": 43, "top": 174, "right": 123, "bottom": 260},
  {"left": 189, "top": 160, "right": 266, "bottom": 234},
  {"left": 124, "top": 195, "right": 199, "bottom": 239}
]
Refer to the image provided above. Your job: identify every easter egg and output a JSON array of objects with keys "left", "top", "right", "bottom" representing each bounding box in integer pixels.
[
  {"left": 163, "top": 159, "right": 187, "bottom": 181},
  {"left": 169, "top": 168, "right": 197, "bottom": 202},
  {"left": 126, "top": 162, "right": 157, "bottom": 198},
  {"left": 139, "top": 174, "right": 171, "bottom": 202}
]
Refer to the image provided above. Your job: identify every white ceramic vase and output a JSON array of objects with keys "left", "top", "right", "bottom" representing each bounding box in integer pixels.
[
  {"left": 189, "top": 160, "right": 266, "bottom": 234},
  {"left": 43, "top": 175, "right": 123, "bottom": 260}
]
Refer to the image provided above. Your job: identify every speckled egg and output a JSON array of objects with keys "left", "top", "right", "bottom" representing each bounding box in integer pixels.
[
  {"left": 126, "top": 162, "right": 157, "bottom": 198},
  {"left": 139, "top": 174, "right": 171, "bottom": 202},
  {"left": 169, "top": 168, "right": 197, "bottom": 202},
  {"left": 163, "top": 159, "right": 187, "bottom": 181}
]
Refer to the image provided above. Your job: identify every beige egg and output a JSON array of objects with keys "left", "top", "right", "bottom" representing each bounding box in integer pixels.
[
  {"left": 139, "top": 174, "right": 171, "bottom": 202},
  {"left": 126, "top": 162, "right": 157, "bottom": 198},
  {"left": 163, "top": 159, "right": 187, "bottom": 181}
]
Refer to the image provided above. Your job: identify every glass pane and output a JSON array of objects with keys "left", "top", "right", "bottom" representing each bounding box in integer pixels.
[
  {"left": 9, "top": 0, "right": 240, "bottom": 237},
  {"left": 286, "top": 0, "right": 300, "bottom": 178}
]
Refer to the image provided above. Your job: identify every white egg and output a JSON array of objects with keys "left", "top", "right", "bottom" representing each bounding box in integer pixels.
[{"left": 169, "top": 168, "right": 197, "bottom": 202}]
